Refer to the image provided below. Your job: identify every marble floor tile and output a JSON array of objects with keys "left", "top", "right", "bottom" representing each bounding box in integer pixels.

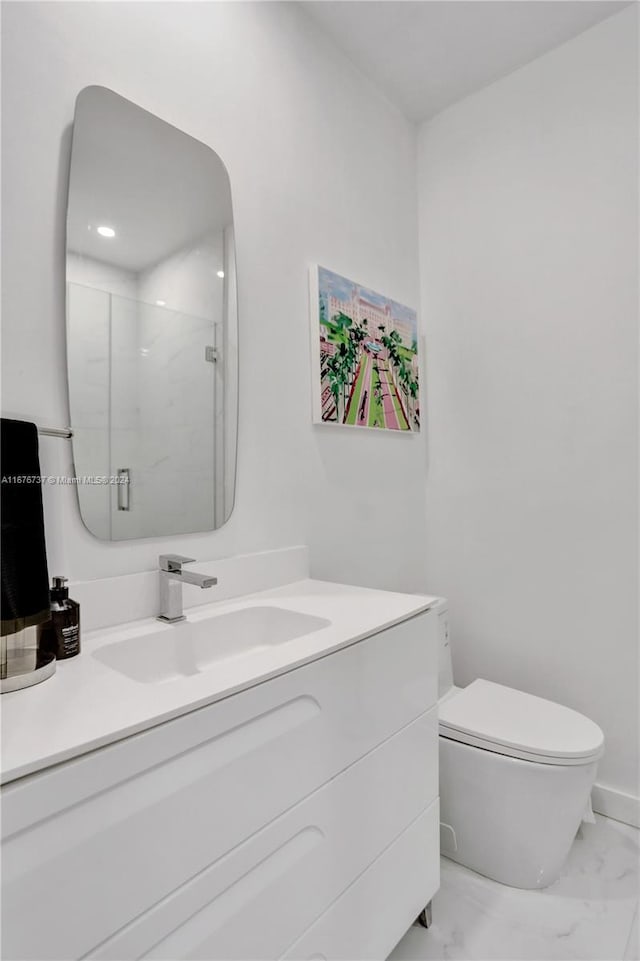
[{"left": 389, "top": 815, "right": 639, "bottom": 961}]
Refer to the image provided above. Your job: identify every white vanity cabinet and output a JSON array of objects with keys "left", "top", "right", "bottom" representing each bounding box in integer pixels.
[{"left": 1, "top": 610, "right": 439, "bottom": 961}]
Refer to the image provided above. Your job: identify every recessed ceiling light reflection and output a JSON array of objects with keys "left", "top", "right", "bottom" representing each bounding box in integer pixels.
[
  {"left": 155, "top": 300, "right": 166, "bottom": 307},
  {"left": 97, "top": 225, "right": 116, "bottom": 238},
  {"left": 217, "top": 270, "right": 225, "bottom": 279}
]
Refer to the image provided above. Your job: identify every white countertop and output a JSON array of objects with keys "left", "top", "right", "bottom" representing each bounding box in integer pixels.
[{"left": 1, "top": 579, "right": 435, "bottom": 784}]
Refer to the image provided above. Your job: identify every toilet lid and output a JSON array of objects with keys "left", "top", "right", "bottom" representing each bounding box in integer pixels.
[{"left": 439, "top": 679, "right": 604, "bottom": 765}]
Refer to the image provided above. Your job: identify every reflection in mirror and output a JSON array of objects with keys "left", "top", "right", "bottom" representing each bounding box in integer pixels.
[{"left": 66, "top": 86, "right": 237, "bottom": 540}]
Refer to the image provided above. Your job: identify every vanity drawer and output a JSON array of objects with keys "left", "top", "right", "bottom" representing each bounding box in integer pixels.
[
  {"left": 91, "top": 710, "right": 438, "bottom": 960},
  {"left": 2, "top": 613, "right": 437, "bottom": 961},
  {"left": 281, "top": 799, "right": 440, "bottom": 961}
]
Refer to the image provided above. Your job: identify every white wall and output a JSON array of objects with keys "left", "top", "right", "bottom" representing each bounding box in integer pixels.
[
  {"left": 1, "top": 2, "right": 426, "bottom": 591},
  {"left": 418, "top": 8, "right": 638, "bottom": 801},
  {"left": 137, "top": 231, "right": 225, "bottom": 322},
  {"left": 67, "top": 252, "right": 138, "bottom": 301}
]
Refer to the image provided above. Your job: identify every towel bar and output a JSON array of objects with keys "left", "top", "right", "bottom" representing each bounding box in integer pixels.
[
  {"left": 1, "top": 419, "right": 73, "bottom": 439},
  {"left": 38, "top": 426, "right": 73, "bottom": 439}
]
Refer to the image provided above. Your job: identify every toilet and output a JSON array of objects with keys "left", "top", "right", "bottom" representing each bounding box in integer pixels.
[{"left": 433, "top": 599, "right": 604, "bottom": 889}]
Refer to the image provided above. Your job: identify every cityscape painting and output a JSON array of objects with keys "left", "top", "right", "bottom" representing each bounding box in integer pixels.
[{"left": 310, "top": 265, "right": 420, "bottom": 432}]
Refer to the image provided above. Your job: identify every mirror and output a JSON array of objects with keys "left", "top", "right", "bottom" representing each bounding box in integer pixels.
[{"left": 65, "top": 86, "right": 237, "bottom": 540}]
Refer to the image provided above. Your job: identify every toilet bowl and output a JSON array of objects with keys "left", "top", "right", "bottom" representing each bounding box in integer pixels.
[{"left": 433, "top": 600, "right": 604, "bottom": 889}]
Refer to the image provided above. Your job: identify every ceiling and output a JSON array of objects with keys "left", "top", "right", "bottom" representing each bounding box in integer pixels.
[
  {"left": 67, "top": 86, "right": 232, "bottom": 273},
  {"left": 301, "top": 1, "right": 631, "bottom": 122}
]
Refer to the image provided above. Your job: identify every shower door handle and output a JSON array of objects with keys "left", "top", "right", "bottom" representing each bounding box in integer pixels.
[{"left": 117, "top": 468, "right": 131, "bottom": 511}]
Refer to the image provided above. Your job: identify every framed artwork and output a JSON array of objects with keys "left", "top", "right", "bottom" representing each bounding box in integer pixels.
[{"left": 310, "top": 265, "right": 420, "bottom": 432}]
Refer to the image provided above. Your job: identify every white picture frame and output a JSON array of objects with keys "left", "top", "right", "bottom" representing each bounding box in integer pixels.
[{"left": 309, "top": 264, "right": 420, "bottom": 432}]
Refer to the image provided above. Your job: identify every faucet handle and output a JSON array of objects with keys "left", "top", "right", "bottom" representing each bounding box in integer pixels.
[{"left": 159, "top": 554, "right": 196, "bottom": 573}]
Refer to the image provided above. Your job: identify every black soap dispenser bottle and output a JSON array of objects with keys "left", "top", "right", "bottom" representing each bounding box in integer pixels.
[{"left": 39, "top": 577, "right": 81, "bottom": 659}]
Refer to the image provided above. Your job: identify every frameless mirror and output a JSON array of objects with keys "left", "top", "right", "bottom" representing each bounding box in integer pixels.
[{"left": 66, "top": 86, "right": 237, "bottom": 540}]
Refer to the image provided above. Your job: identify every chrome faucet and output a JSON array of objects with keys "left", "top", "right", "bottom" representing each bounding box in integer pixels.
[{"left": 157, "top": 554, "right": 217, "bottom": 623}]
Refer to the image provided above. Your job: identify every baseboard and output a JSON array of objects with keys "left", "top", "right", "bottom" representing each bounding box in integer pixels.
[{"left": 592, "top": 783, "right": 640, "bottom": 828}]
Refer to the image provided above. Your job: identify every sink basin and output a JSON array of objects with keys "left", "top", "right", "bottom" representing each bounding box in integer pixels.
[{"left": 92, "top": 606, "right": 331, "bottom": 684}]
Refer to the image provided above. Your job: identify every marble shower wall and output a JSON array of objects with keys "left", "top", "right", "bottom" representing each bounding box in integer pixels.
[
  {"left": 67, "top": 234, "right": 224, "bottom": 539},
  {"left": 112, "top": 302, "right": 217, "bottom": 539},
  {"left": 66, "top": 281, "right": 111, "bottom": 539}
]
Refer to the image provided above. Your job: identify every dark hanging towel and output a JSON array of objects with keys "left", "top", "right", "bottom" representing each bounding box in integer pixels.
[{"left": 1, "top": 419, "right": 50, "bottom": 636}]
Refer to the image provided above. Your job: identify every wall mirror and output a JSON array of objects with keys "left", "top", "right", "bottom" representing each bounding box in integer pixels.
[{"left": 66, "top": 86, "right": 238, "bottom": 540}]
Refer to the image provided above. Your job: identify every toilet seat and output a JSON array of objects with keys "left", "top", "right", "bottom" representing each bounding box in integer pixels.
[{"left": 439, "top": 679, "right": 604, "bottom": 766}]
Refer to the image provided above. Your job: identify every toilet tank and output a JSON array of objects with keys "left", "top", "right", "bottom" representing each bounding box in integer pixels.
[{"left": 431, "top": 598, "right": 453, "bottom": 698}]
